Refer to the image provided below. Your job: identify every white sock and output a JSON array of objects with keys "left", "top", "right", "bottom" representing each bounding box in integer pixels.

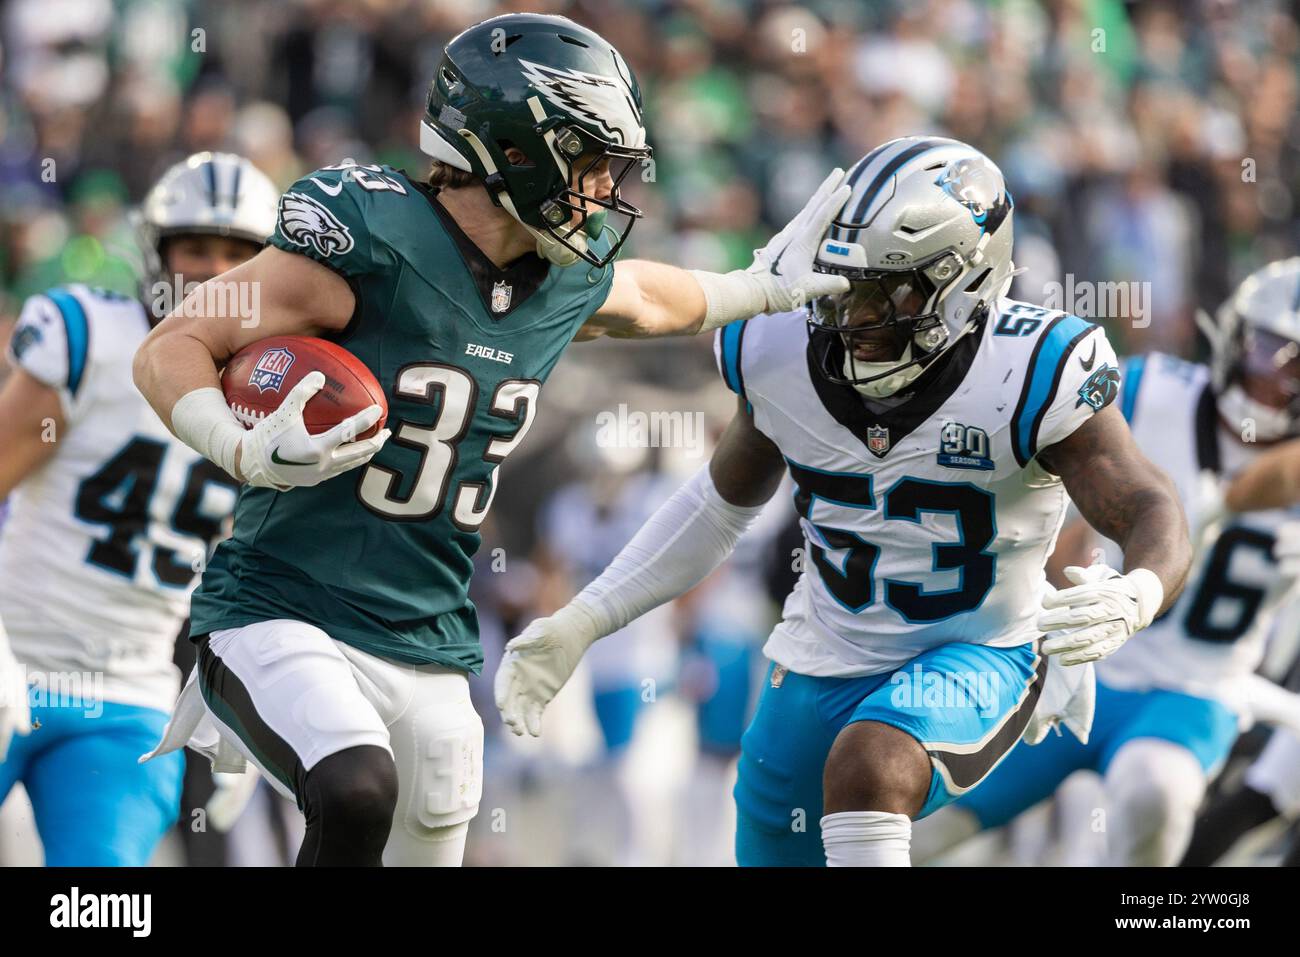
[{"left": 820, "top": 810, "right": 912, "bottom": 866}]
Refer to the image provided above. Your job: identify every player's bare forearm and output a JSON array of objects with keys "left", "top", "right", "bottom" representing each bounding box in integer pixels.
[
  {"left": 710, "top": 397, "right": 786, "bottom": 507},
  {"left": 133, "top": 247, "right": 354, "bottom": 433},
  {"left": 579, "top": 259, "right": 707, "bottom": 340},
  {"left": 1225, "top": 437, "right": 1300, "bottom": 512},
  {"left": 1039, "top": 405, "right": 1191, "bottom": 614},
  {"left": 0, "top": 368, "right": 65, "bottom": 499},
  {"left": 1046, "top": 518, "right": 1097, "bottom": 589}
]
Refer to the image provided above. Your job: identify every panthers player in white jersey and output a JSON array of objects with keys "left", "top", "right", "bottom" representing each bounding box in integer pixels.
[
  {"left": 1173, "top": 260, "right": 1300, "bottom": 867},
  {"left": 917, "top": 258, "right": 1300, "bottom": 867},
  {"left": 0, "top": 152, "right": 276, "bottom": 865},
  {"left": 494, "top": 137, "right": 1192, "bottom": 866}
]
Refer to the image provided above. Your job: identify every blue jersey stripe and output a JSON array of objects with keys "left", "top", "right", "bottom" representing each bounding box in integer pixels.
[
  {"left": 44, "top": 288, "right": 90, "bottom": 398},
  {"left": 720, "top": 320, "right": 748, "bottom": 398},
  {"left": 717, "top": 328, "right": 737, "bottom": 393},
  {"left": 1120, "top": 354, "right": 1146, "bottom": 424},
  {"left": 1012, "top": 314, "right": 1095, "bottom": 466}
]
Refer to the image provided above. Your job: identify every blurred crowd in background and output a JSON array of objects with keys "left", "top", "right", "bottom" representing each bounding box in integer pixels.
[{"left": 1, "top": 0, "right": 1299, "bottom": 865}]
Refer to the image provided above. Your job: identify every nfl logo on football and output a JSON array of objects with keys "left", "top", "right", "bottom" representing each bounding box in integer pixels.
[
  {"left": 249, "top": 347, "right": 296, "bottom": 393},
  {"left": 867, "top": 425, "right": 890, "bottom": 456}
]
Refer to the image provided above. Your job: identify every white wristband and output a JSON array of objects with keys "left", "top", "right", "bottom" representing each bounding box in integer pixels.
[
  {"left": 171, "top": 387, "right": 246, "bottom": 481},
  {"left": 1126, "top": 567, "right": 1164, "bottom": 630},
  {"left": 690, "top": 268, "right": 769, "bottom": 332}
]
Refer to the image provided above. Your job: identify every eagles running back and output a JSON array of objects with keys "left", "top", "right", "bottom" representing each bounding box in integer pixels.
[
  {"left": 715, "top": 297, "right": 1120, "bottom": 676},
  {"left": 190, "top": 163, "right": 616, "bottom": 672}
]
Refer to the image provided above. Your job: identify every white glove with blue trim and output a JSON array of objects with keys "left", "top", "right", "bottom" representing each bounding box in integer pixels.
[{"left": 691, "top": 168, "right": 852, "bottom": 331}]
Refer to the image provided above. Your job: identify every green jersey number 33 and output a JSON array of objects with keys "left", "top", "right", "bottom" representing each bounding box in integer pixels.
[{"left": 357, "top": 363, "right": 539, "bottom": 528}]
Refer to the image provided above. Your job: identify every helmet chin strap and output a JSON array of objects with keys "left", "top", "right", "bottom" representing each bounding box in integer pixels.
[
  {"left": 843, "top": 344, "right": 927, "bottom": 399},
  {"left": 841, "top": 317, "right": 983, "bottom": 399},
  {"left": 457, "top": 128, "right": 592, "bottom": 268}
]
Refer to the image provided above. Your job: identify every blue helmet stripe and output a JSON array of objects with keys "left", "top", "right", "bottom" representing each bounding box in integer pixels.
[
  {"left": 842, "top": 139, "right": 945, "bottom": 237},
  {"left": 229, "top": 158, "right": 243, "bottom": 208},
  {"left": 830, "top": 154, "right": 874, "bottom": 242},
  {"left": 202, "top": 159, "right": 218, "bottom": 208},
  {"left": 44, "top": 288, "right": 90, "bottom": 398}
]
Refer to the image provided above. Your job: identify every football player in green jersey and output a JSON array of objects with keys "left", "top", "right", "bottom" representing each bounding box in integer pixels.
[{"left": 133, "top": 13, "right": 850, "bottom": 866}]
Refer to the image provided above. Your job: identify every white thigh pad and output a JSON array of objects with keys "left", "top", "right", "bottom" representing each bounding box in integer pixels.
[
  {"left": 381, "top": 664, "right": 484, "bottom": 835},
  {"left": 205, "top": 620, "right": 392, "bottom": 777}
]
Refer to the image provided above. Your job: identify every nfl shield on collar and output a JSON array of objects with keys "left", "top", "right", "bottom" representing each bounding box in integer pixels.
[{"left": 491, "top": 280, "right": 513, "bottom": 314}]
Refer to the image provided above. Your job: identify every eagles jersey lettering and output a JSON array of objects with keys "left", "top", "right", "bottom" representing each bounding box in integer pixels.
[
  {"left": 190, "top": 164, "right": 616, "bottom": 673},
  {"left": 1095, "top": 353, "right": 1295, "bottom": 707},
  {"left": 714, "top": 299, "right": 1120, "bottom": 676},
  {"left": 0, "top": 285, "right": 239, "bottom": 711}
]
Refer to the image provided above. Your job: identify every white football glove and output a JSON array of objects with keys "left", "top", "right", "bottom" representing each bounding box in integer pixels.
[
  {"left": 494, "top": 603, "right": 602, "bottom": 737},
  {"left": 1038, "top": 564, "right": 1163, "bottom": 666},
  {"left": 691, "top": 168, "right": 852, "bottom": 330},
  {"left": 748, "top": 167, "right": 853, "bottom": 312},
  {"left": 0, "top": 628, "right": 32, "bottom": 762},
  {"left": 238, "top": 371, "right": 390, "bottom": 491}
]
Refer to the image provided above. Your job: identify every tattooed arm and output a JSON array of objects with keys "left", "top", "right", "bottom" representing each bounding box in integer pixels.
[{"left": 1038, "top": 404, "right": 1192, "bottom": 615}]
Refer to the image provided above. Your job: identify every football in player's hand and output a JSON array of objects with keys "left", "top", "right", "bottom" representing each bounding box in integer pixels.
[{"left": 221, "top": 336, "right": 388, "bottom": 439}]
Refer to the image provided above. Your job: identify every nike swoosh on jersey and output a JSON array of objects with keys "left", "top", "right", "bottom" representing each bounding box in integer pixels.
[
  {"left": 310, "top": 178, "right": 344, "bottom": 197},
  {"left": 271, "top": 449, "right": 317, "bottom": 467},
  {"left": 1080, "top": 339, "right": 1098, "bottom": 371}
]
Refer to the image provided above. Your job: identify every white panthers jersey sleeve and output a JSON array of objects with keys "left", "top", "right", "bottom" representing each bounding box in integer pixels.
[
  {"left": 1002, "top": 303, "right": 1121, "bottom": 467},
  {"left": 0, "top": 285, "right": 240, "bottom": 711},
  {"left": 715, "top": 302, "right": 1121, "bottom": 677},
  {"left": 7, "top": 289, "right": 90, "bottom": 422}
]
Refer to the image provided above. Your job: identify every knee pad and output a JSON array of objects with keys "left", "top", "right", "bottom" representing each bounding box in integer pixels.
[{"left": 389, "top": 673, "right": 484, "bottom": 836}]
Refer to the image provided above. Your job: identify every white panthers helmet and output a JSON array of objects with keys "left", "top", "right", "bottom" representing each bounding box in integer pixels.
[
  {"left": 136, "top": 152, "right": 279, "bottom": 282},
  {"left": 807, "top": 136, "right": 1015, "bottom": 397},
  {"left": 1200, "top": 257, "right": 1300, "bottom": 441}
]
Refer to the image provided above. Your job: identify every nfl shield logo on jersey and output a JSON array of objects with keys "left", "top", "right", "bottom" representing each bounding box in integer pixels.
[
  {"left": 867, "top": 425, "right": 891, "bottom": 457},
  {"left": 491, "top": 281, "right": 513, "bottom": 314},
  {"left": 249, "top": 347, "right": 296, "bottom": 393}
]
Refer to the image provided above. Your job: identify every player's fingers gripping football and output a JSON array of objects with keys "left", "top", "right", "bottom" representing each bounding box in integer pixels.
[
  {"left": 239, "top": 372, "right": 388, "bottom": 490},
  {"left": 321, "top": 406, "right": 390, "bottom": 466}
]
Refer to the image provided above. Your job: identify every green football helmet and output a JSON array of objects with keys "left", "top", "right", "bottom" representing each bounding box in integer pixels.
[{"left": 420, "top": 13, "right": 651, "bottom": 268}]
